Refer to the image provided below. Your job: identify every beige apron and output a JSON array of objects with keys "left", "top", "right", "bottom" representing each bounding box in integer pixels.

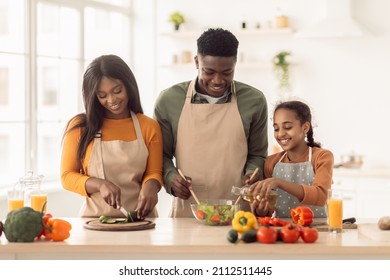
[
  {"left": 172, "top": 80, "right": 248, "bottom": 217},
  {"left": 79, "top": 111, "right": 157, "bottom": 218}
]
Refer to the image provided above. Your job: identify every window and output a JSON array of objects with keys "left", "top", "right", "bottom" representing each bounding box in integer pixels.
[{"left": 0, "top": 0, "right": 132, "bottom": 190}]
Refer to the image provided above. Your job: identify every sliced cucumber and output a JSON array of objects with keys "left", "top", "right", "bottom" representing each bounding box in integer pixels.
[
  {"left": 105, "top": 218, "right": 118, "bottom": 224},
  {"left": 115, "top": 218, "right": 127, "bottom": 223},
  {"left": 99, "top": 215, "right": 109, "bottom": 223}
]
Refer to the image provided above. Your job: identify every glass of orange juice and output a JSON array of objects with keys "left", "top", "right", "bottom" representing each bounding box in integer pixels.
[
  {"left": 30, "top": 189, "right": 48, "bottom": 213},
  {"left": 327, "top": 189, "right": 343, "bottom": 233},
  {"left": 7, "top": 189, "right": 25, "bottom": 212}
]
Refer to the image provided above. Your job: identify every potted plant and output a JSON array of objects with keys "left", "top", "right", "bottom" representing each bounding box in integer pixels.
[
  {"left": 273, "top": 51, "right": 292, "bottom": 93},
  {"left": 168, "top": 11, "right": 185, "bottom": 31}
]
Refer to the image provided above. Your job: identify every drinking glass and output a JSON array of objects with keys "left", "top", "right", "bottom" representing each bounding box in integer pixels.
[
  {"left": 327, "top": 189, "right": 343, "bottom": 233},
  {"left": 7, "top": 189, "right": 25, "bottom": 212},
  {"left": 30, "top": 189, "right": 48, "bottom": 213}
]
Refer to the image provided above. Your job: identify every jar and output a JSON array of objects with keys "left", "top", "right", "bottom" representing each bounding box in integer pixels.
[
  {"left": 15, "top": 171, "right": 44, "bottom": 207},
  {"left": 275, "top": 15, "right": 289, "bottom": 28}
]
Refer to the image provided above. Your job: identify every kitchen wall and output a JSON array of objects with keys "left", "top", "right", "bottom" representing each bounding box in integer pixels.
[
  {"left": 2, "top": 0, "right": 388, "bottom": 220},
  {"left": 133, "top": 0, "right": 390, "bottom": 218},
  {"left": 135, "top": 0, "right": 390, "bottom": 169}
]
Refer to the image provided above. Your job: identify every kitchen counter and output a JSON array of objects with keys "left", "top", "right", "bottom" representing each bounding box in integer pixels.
[{"left": 1, "top": 218, "right": 389, "bottom": 260}]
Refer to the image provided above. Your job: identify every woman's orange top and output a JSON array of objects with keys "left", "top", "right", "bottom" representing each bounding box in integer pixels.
[{"left": 60, "top": 113, "right": 163, "bottom": 197}]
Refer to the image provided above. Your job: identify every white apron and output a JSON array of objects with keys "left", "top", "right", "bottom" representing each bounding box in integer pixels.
[
  {"left": 272, "top": 147, "right": 327, "bottom": 218},
  {"left": 79, "top": 111, "right": 157, "bottom": 218},
  {"left": 172, "top": 80, "right": 249, "bottom": 217}
]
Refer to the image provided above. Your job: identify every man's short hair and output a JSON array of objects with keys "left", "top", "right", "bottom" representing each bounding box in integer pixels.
[{"left": 197, "top": 28, "right": 239, "bottom": 57}]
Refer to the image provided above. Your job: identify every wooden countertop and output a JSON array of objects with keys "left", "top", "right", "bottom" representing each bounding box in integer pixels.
[{"left": 1, "top": 218, "right": 389, "bottom": 260}]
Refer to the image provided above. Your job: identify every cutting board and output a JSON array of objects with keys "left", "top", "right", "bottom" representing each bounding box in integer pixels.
[
  {"left": 84, "top": 219, "right": 155, "bottom": 231},
  {"left": 313, "top": 222, "right": 358, "bottom": 232},
  {"left": 358, "top": 223, "right": 390, "bottom": 241}
]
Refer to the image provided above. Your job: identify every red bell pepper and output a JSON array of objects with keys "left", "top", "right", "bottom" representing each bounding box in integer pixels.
[
  {"left": 257, "top": 216, "right": 290, "bottom": 227},
  {"left": 36, "top": 213, "right": 53, "bottom": 239},
  {"left": 290, "top": 206, "right": 314, "bottom": 226}
]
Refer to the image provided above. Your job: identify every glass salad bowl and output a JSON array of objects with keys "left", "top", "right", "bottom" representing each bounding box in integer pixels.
[{"left": 190, "top": 199, "right": 240, "bottom": 226}]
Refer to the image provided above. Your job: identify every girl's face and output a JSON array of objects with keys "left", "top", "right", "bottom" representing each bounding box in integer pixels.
[
  {"left": 273, "top": 108, "right": 310, "bottom": 152},
  {"left": 96, "top": 76, "right": 129, "bottom": 119}
]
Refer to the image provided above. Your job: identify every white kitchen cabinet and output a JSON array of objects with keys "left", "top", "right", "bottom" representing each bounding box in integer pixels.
[
  {"left": 332, "top": 169, "right": 390, "bottom": 219},
  {"left": 355, "top": 179, "right": 390, "bottom": 219},
  {"left": 332, "top": 176, "right": 358, "bottom": 219}
]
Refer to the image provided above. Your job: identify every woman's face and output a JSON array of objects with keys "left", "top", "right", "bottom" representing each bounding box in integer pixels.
[
  {"left": 195, "top": 55, "right": 236, "bottom": 97},
  {"left": 96, "top": 76, "right": 129, "bottom": 119},
  {"left": 273, "top": 108, "right": 309, "bottom": 152}
]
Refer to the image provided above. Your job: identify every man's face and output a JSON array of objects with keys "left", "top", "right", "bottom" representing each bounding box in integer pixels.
[{"left": 195, "top": 55, "right": 236, "bottom": 97}]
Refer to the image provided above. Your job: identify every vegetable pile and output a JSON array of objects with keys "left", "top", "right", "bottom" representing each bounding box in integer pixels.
[
  {"left": 227, "top": 206, "right": 319, "bottom": 244},
  {"left": 0, "top": 205, "right": 72, "bottom": 243}
]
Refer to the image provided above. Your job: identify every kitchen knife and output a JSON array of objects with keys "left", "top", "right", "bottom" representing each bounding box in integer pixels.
[
  {"left": 314, "top": 217, "right": 356, "bottom": 227},
  {"left": 118, "top": 206, "right": 129, "bottom": 218}
]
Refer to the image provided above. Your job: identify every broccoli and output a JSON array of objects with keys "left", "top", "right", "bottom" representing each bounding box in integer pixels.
[{"left": 3, "top": 207, "right": 43, "bottom": 242}]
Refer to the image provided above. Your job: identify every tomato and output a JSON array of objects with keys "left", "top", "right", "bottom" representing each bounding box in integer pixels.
[
  {"left": 256, "top": 226, "right": 278, "bottom": 244},
  {"left": 210, "top": 215, "right": 221, "bottom": 223},
  {"left": 195, "top": 210, "right": 205, "bottom": 220},
  {"left": 37, "top": 213, "right": 53, "bottom": 238},
  {"left": 280, "top": 223, "right": 300, "bottom": 243},
  {"left": 300, "top": 227, "right": 319, "bottom": 243}
]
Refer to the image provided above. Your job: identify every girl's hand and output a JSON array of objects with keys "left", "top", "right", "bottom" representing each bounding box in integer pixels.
[{"left": 249, "top": 178, "right": 279, "bottom": 215}]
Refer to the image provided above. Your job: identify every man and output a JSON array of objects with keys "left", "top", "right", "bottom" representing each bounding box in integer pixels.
[{"left": 154, "top": 28, "right": 268, "bottom": 217}]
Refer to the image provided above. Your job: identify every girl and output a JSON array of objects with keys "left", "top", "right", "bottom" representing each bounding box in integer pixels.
[{"left": 250, "top": 100, "right": 334, "bottom": 218}]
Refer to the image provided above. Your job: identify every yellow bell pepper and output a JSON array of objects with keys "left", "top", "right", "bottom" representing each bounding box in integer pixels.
[{"left": 232, "top": 210, "right": 258, "bottom": 234}]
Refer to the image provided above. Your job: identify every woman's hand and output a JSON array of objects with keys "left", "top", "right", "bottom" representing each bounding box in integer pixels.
[
  {"left": 85, "top": 177, "right": 122, "bottom": 209},
  {"left": 136, "top": 179, "right": 161, "bottom": 219}
]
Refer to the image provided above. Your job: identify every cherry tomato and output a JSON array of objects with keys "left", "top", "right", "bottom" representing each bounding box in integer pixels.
[
  {"left": 36, "top": 213, "right": 53, "bottom": 239},
  {"left": 300, "top": 227, "right": 319, "bottom": 243},
  {"left": 280, "top": 223, "right": 300, "bottom": 243},
  {"left": 210, "top": 215, "right": 221, "bottom": 224},
  {"left": 256, "top": 226, "right": 278, "bottom": 244},
  {"left": 195, "top": 210, "right": 205, "bottom": 220}
]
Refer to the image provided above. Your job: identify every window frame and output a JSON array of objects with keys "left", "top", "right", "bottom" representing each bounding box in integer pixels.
[{"left": 0, "top": 0, "right": 132, "bottom": 191}]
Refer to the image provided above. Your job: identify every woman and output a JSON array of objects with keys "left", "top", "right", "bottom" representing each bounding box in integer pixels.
[{"left": 60, "top": 54, "right": 163, "bottom": 219}]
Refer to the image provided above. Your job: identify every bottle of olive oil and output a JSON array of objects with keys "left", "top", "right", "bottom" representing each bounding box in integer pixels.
[
  {"left": 231, "top": 186, "right": 278, "bottom": 210},
  {"left": 231, "top": 185, "right": 256, "bottom": 202}
]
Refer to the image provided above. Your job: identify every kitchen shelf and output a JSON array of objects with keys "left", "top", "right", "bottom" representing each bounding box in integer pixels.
[
  {"left": 160, "top": 27, "right": 294, "bottom": 38},
  {"left": 157, "top": 27, "right": 295, "bottom": 91},
  {"left": 161, "top": 61, "right": 275, "bottom": 70}
]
